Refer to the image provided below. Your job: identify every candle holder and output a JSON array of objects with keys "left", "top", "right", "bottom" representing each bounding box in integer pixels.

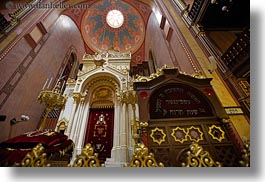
[{"left": 37, "top": 80, "right": 67, "bottom": 131}]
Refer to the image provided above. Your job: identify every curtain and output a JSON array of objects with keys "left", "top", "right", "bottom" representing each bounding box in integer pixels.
[{"left": 84, "top": 108, "right": 114, "bottom": 163}]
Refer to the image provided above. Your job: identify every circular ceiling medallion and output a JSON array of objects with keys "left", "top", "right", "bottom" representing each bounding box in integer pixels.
[
  {"left": 106, "top": 10, "right": 124, "bottom": 28},
  {"left": 81, "top": 0, "right": 145, "bottom": 54}
]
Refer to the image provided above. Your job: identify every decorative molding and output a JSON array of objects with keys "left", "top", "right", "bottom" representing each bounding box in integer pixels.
[
  {"left": 208, "top": 125, "right": 225, "bottom": 142},
  {"left": 0, "top": 33, "right": 50, "bottom": 109},
  {"left": 171, "top": 126, "right": 188, "bottom": 143},
  {"left": 187, "top": 126, "right": 203, "bottom": 143},
  {"left": 150, "top": 127, "right": 166, "bottom": 145},
  {"left": 56, "top": 117, "right": 69, "bottom": 128}
]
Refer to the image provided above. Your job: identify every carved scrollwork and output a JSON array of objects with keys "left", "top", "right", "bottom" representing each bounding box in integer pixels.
[
  {"left": 21, "top": 143, "right": 50, "bottom": 167},
  {"left": 128, "top": 143, "right": 164, "bottom": 167},
  {"left": 182, "top": 142, "right": 221, "bottom": 167},
  {"left": 135, "top": 65, "right": 170, "bottom": 82},
  {"left": 72, "top": 143, "right": 103, "bottom": 167}
]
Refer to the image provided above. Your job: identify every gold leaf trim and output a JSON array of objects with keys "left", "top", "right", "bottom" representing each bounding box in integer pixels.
[
  {"left": 171, "top": 127, "right": 188, "bottom": 143},
  {"left": 150, "top": 127, "right": 166, "bottom": 145},
  {"left": 208, "top": 125, "right": 225, "bottom": 142},
  {"left": 187, "top": 126, "right": 203, "bottom": 142}
]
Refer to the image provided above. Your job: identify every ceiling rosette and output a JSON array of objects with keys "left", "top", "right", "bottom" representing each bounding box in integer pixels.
[{"left": 81, "top": 0, "right": 145, "bottom": 54}]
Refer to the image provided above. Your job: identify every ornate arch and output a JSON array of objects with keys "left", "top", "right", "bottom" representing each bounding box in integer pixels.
[{"left": 56, "top": 118, "right": 69, "bottom": 132}]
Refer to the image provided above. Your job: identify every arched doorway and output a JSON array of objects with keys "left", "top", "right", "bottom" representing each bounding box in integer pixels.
[
  {"left": 83, "top": 86, "right": 115, "bottom": 163},
  {"left": 58, "top": 50, "right": 134, "bottom": 166}
]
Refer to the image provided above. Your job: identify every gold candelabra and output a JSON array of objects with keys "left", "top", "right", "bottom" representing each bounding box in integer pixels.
[{"left": 37, "top": 78, "right": 67, "bottom": 131}]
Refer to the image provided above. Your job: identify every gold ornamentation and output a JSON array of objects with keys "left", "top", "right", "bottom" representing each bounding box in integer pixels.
[
  {"left": 221, "top": 118, "right": 231, "bottom": 123},
  {"left": 182, "top": 142, "right": 221, "bottom": 167},
  {"left": 93, "top": 114, "right": 107, "bottom": 137},
  {"left": 139, "top": 121, "right": 148, "bottom": 128},
  {"left": 191, "top": 70, "right": 206, "bottom": 79},
  {"left": 67, "top": 78, "right": 76, "bottom": 84},
  {"left": 208, "top": 125, "right": 225, "bottom": 142},
  {"left": 96, "top": 88, "right": 110, "bottom": 98},
  {"left": 72, "top": 143, "right": 103, "bottom": 167},
  {"left": 37, "top": 82, "right": 67, "bottom": 130},
  {"left": 94, "top": 56, "right": 106, "bottom": 67},
  {"left": 72, "top": 92, "right": 81, "bottom": 103},
  {"left": 171, "top": 127, "right": 188, "bottom": 143},
  {"left": 56, "top": 118, "right": 68, "bottom": 132},
  {"left": 150, "top": 127, "right": 166, "bottom": 145},
  {"left": 239, "top": 139, "right": 250, "bottom": 167},
  {"left": 82, "top": 50, "right": 131, "bottom": 63},
  {"left": 187, "top": 126, "right": 203, "bottom": 142},
  {"left": 25, "top": 130, "right": 54, "bottom": 137},
  {"left": 91, "top": 86, "right": 114, "bottom": 108},
  {"left": 127, "top": 143, "right": 164, "bottom": 167},
  {"left": 119, "top": 90, "right": 137, "bottom": 105},
  {"left": 21, "top": 143, "right": 50, "bottom": 167},
  {"left": 135, "top": 65, "right": 168, "bottom": 82},
  {"left": 118, "top": 88, "right": 140, "bottom": 149}
]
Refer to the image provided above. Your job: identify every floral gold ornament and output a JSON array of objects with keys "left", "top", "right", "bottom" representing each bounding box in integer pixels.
[
  {"left": 72, "top": 143, "right": 103, "bottom": 167},
  {"left": 135, "top": 65, "right": 170, "bottom": 82},
  {"left": 21, "top": 143, "right": 50, "bottom": 167},
  {"left": 187, "top": 126, "right": 203, "bottom": 142},
  {"left": 127, "top": 143, "right": 164, "bottom": 167},
  {"left": 150, "top": 127, "right": 166, "bottom": 145},
  {"left": 171, "top": 127, "right": 188, "bottom": 143},
  {"left": 182, "top": 142, "right": 221, "bottom": 167},
  {"left": 208, "top": 125, "right": 225, "bottom": 142}
]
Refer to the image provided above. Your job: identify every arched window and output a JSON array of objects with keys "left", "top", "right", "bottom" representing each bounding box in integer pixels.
[
  {"left": 148, "top": 50, "right": 157, "bottom": 74},
  {"left": 59, "top": 52, "right": 79, "bottom": 93}
]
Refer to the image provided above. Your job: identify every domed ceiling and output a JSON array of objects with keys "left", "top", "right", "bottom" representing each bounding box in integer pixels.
[
  {"left": 63, "top": 0, "right": 151, "bottom": 66},
  {"left": 81, "top": 0, "right": 145, "bottom": 54}
]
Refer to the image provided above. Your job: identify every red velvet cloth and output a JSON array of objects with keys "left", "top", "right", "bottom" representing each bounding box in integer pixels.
[
  {"left": 0, "top": 131, "right": 73, "bottom": 165},
  {"left": 0, "top": 130, "right": 68, "bottom": 148},
  {"left": 84, "top": 108, "right": 114, "bottom": 163}
]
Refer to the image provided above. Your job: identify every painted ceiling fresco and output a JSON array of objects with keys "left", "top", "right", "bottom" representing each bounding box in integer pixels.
[
  {"left": 63, "top": 0, "right": 151, "bottom": 66},
  {"left": 81, "top": 0, "right": 145, "bottom": 54}
]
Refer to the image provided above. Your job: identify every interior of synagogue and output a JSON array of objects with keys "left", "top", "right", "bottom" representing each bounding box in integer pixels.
[{"left": 0, "top": 0, "right": 250, "bottom": 167}]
